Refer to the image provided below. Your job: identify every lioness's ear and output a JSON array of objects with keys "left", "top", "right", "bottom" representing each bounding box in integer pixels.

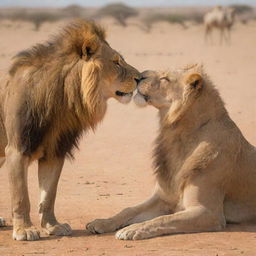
[
  {"left": 81, "top": 36, "right": 100, "bottom": 61},
  {"left": 184, "top": 73, "right": 203, "bottom": 90},
  {"left": 166, "top": 73, "right": 203, "bottom": 126}
]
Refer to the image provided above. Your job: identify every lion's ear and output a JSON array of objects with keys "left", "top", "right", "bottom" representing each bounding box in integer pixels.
[
  {"left": 81, "top": 36, "right": 100, "bottom": 61},
  {"left": 184, "top": 73, "right": 203, "bottom": 90}
]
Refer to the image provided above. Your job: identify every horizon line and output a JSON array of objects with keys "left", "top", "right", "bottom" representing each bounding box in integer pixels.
[{"left": 1, "top": 4, "right": 256, "bottom": 8}]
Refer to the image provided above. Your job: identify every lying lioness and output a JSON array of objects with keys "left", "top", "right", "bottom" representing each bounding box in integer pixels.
[{"left": 87, "top": 64, "right": 256, "bottom": 240}]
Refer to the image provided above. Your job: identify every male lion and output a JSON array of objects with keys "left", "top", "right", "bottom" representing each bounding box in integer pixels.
[
  {"left": 0, "top": 20, "right": 140, "bottom": 241},
  {"left": 87, "top": 64, "right": 256, "bottom": 240}
]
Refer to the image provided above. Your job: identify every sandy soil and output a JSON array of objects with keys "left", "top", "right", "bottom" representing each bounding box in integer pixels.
[{"left": 0, "top": 18, "right": 256, "bottom": 256}]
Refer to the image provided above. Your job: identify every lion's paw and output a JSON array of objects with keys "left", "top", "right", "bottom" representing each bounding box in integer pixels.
[
  {"left": 115, "top": 223, "right": 151, "bottom": 240},
  {"left": 44, "top": 223, "right": 72, "bottom": 236},
  {"left": 86, "top": 218, "right": 117, "bottom": 234},
  {"left": 13, "top": 226, "right": 40, "bottom": 241},
  {"left": 0, "top": 217, "right": 6, "bottom": 227}
]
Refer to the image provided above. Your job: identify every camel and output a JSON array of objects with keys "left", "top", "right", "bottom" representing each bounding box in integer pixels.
[{"left": 204, "top": 6, "right": 235, "bottom": 45}]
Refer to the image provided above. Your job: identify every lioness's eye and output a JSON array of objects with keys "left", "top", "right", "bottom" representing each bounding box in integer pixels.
[{"left": 160, "top": 77, "right": 170, "bottom": 82}]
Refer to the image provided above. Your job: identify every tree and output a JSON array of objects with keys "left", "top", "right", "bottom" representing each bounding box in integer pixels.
[{"left": 97, "top": 3, "right": 138, "bottom": 26}]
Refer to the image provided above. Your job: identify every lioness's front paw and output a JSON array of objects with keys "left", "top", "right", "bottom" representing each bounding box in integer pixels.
[
  {"left": 86, "top": 218, "right": 117, "bottom": 234},
  {"left": 44, "top": 223, "right": 72, "bottom": 236},
  {"left": 115, "top": 223, "right": 151, "bottom": 240},
  {"left": 0, "top": 217, "right": 6, "bottom": 227},
  {"left": 13, "top": 226, "right": 40, "bottom": 241}
]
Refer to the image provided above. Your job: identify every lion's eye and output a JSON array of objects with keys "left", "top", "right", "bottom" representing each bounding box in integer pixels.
[
  {"left": 113, "top": 60, "right": 120, "bottom": 66},
  {"left": 160, "top": 77, "right": 170, "bottom": 82}
]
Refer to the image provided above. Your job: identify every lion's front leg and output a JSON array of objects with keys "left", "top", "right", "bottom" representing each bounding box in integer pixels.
[
  {"left": 38, "top": 157, "right": 72, "bottom": 236},
  {"left": 116, "top": 182, "right": 226, "bottom": 240},
  {"left": 6, "top": 146, "right": 40, "bottom": 241},
  {"left": 115, "top": 208, "right": 223, "bottom": 240},
  {"left": 86, "top": 193, "right": 170, "bottom": 234}
]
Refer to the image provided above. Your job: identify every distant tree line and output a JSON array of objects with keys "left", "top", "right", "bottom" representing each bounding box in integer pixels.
[{"left": 0, "top": 3, "right": 254, "bottom": 31}]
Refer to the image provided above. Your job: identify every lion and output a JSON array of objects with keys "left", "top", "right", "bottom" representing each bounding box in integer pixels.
[
  {"left": 0, "top": 20, "right": 140, "bottom": 241},
  {"left": 86, "top": 64, "right": 256, "bottom": 240}
]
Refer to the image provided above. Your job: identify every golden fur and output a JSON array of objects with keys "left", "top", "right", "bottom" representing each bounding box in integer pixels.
[
  {"left": 86, "top": 64, "right": 256, "bottom": 240},
  {"left": 0, "top": 20, "right": 140, "bottom": 240}
]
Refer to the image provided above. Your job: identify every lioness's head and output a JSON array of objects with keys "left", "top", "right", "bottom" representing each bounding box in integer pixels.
[{"left": 134, "top": 64, "right": 204, "bottom": 110}]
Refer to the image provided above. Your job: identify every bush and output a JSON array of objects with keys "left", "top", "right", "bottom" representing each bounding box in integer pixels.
[
  {"left": 230, "top": 4, "right": 254, "bottom": 14},
  {"left": 187, "top": 12, "right": 204, "bottom": 24},
  {"left": 27, "top": 12, "right": 62, "bottom": 31},
  {"left": 62, "top": 4, "right": 85, "bottom": 18},
  {"left": 4, "top": 10, "right": 62, "bottom": 31},
  {"left": 96, "top": 3, "right": 138, "bottom": 26},
  {"left": 144, "top": 13, "right": 185, "bottom": 30}
]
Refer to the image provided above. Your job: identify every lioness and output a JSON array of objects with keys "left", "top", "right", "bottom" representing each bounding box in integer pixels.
[
  {"left": 0, "top": 20, "right": 140, "bottom": 241},
  {"left": 87, "top": 64, "right": 256, "bottom": 240}
]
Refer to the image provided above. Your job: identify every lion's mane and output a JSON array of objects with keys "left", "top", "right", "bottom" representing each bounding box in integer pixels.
[{"left": 8, "top": 20, "right": 107, "bottom": 159}]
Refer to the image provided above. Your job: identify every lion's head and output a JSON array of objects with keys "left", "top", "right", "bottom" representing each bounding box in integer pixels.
[
  {"left": 71, "top": 20, "right": 141, "bottom": 113},
  {"left": 8, "top": 20, "right": 141, "bottom": 158},
  {"left": 84, "top": 42, "right": 141, "bottom": 104},
  {"left": 9, "top": 20, "right": 141, "bottom": 127},
  {"left": 134, "top": 64, "right": 223, "bottom": 125}
]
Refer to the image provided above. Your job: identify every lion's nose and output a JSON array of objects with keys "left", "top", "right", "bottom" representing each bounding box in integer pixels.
[{"left": 134, "top": 78, "right": 141, "bottom": 85}]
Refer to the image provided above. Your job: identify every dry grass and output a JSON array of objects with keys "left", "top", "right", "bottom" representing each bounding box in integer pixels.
[
  {"left": 12, "top": 11, "right": 62, "bottom": 30},
  {"left": 0, "top": 6, "right": 87, "bottom": 31}
]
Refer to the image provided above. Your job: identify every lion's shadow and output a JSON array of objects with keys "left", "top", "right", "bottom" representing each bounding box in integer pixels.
[
  {"left": 40, "top": 229, "right": 112, "bottom": 241},
  {"left": 41, "top": 224, "right": 256, "bottom": 241},
  {"left": 224, "top": 224, "right": 256, "bottom": 233},
  {"left": 2, "top": 225, "right": 256, "bottom": 241},
  {"left": 0, "top": 226, "right": 112, "bottom": 241}
]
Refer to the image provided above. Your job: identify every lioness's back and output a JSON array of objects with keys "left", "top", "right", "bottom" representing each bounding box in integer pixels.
[{"left": 0, "top": 72, "right": 8, "bottom": 155}]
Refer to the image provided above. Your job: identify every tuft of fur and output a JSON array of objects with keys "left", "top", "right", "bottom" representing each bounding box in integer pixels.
[{"left": 133, "top": 93, "right": 148, "bottom": 107}]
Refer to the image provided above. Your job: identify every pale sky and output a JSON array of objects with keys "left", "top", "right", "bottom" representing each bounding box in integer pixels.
[{"left": 0, "top": 0, "right": 255, "bottom": 7}]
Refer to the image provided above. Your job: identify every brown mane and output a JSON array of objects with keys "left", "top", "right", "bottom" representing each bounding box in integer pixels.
[{"left": 8, "top": 20, "right": 107, "bottom": 159}]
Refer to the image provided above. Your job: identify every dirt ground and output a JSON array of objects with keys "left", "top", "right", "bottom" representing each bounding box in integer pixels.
[{"left": 0, "top": 17, "right": 256, "bottom": 256}]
